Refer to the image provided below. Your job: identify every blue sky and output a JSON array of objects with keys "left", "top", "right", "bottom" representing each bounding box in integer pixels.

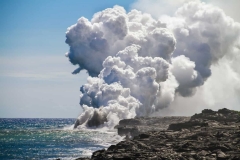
[
  {"left": 0, "top": 0, "right": 135, "bottom": 118},
  {"left": 0, "top": 0, "right": 239, "bottom": 118},
  {"left": 0, "top": 0, "right": 135, "bottom": 57}
]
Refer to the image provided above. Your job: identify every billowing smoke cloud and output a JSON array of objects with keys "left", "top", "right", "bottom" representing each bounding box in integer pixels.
[{"left": 65, "top": 1, "right": 240, "bottom": 128}]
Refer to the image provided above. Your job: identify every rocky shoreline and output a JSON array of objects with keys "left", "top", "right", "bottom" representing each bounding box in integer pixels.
[
  {"left": 115, "top": 116, "right": 190, "bottom": 138},
  {"left": 77, "top": 108, "right": 240, "bottom": 160}
]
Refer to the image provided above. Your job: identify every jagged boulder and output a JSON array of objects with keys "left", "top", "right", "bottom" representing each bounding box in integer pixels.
[{"left": 191, "top": 108, "right": 240, "bottom": 122}]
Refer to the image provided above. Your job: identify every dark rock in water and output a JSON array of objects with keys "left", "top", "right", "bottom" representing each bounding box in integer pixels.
[{"left": 80, "top": 108, "right": 240, "bottom": 160}]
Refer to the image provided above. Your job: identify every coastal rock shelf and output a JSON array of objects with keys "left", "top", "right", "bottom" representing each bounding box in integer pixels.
[
  {"left": 115, "top": 116, "right": 190, "bottom": 137},
  {"left": 77, "top": 108, "right": 240, "bottom": 160}
]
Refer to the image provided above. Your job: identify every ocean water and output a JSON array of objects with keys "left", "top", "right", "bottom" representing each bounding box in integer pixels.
[{"left": 0, "top": 118, "right": 122, "bottom": 160}]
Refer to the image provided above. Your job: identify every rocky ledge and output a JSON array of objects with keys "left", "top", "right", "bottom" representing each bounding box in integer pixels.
[
  {"left": 115, "top": 116, "right": 190, "bottom": 137},
  {"left": 77, "top": 108, "right": 240, "bottom": 160}
]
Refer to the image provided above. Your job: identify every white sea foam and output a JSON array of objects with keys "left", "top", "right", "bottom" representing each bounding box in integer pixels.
[{"left": 63, "top": 124, "right": 74, "bottom": 130}]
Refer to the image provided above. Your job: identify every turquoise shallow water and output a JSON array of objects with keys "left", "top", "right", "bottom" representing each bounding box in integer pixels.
[{"left": 0, "top": 118, "right": 118, "bottom": 160}]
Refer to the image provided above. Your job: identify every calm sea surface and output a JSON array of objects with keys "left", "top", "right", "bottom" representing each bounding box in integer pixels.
[{"left": 0, "top": 118, "right": 120, "bottom": 160}]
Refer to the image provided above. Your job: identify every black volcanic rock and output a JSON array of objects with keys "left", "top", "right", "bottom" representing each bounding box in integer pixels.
[
  {"left": 115, "top": 116, "right": 190, "bottom": 137},
  {"left": 78, "top": 108, "right": 240, "bottom": 160},
  {"left": 191, "top": 108, "right": 240, "bottom": 122}
]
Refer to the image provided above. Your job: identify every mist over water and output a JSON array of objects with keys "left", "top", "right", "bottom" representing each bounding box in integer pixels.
[{"left": 65, "top": 1, "right": 240, "bottom": 128}]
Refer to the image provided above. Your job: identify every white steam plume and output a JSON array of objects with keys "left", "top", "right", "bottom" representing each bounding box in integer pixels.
[{"left": 65, "top": 1, "right": 240, "bottom": 128}]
